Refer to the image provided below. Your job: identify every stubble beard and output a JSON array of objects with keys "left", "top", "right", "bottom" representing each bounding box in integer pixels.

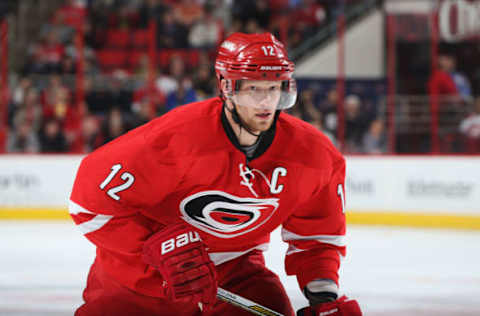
[{"left": 246, "top": 116, "right": 274, "bottom": 134}]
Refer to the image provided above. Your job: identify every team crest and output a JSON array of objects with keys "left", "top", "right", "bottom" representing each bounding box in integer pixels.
[{"left": 180, "top": 190, "right": 279, "bottom": 238}]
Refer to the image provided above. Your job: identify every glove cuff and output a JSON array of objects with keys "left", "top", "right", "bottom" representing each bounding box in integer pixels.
[
  {"left": 306, "top": 279, "right": 338, "bottom": 295},
  {"left": 304, "top": 280, "right": 338, "bottom": 305}
]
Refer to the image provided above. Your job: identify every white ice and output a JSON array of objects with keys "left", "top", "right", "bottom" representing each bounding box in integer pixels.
[{"left": 1, "top": 222, "right": 479, "bottom": 315}]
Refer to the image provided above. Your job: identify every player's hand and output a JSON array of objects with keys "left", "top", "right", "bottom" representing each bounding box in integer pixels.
[
  {"left": 297, "top": 295, "right": 362, "bottom": 316},
  {"left": 142, "top": 222, "right": 217, "bottom": 310}
]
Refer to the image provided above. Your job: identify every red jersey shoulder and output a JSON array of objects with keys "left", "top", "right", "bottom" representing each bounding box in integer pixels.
[
  {"left": 87, "top": 97, "right": 224, "bottom": 161},
  {"left": 144, "top": 97, "right": 226, "bottom": 157},
  {"left": 71, "top": 99, "right": 224, "bottom": 211},
  {"left": 148, "top": 97, "right": 223, "bottom": 134},
  {"left": 72, "top": 123, "right": 176, "bottom": 212},
  {"left": 277, "top": 112, "right": 344, "bottom": 169}
]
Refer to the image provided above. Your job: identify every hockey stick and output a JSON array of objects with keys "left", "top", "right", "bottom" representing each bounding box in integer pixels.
[{"left": 217, "top": 287, "right": 284, "bottom": 316}]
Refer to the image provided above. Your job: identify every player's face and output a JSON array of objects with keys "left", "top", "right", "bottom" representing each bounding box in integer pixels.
[{"left": 233, "top": 80, "right": 282, "bottom": 133}]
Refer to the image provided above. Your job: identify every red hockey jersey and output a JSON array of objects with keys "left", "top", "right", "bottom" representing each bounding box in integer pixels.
[{"left": 69, "top": 97, "right": 347, "bottom": 299}]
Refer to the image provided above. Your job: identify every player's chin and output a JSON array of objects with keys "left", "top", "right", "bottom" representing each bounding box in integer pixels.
[{"left": 255, "top": 120, "right": 274, "bottom": 132}]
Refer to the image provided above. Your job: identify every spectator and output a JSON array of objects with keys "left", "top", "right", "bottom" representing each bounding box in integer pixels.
[
  {"left": 428, "top": 54, "right": 468, "bottom": 98},
  {"left": 138, "top": 0, "right": 168, "bottom": 28},
  {"left": 84, "top": 77, "right": 112, "bottom": 117},
  {"left": 7, "top": 120, "right": 40, "bottom": 153},
  {"left": 188, "top": 3, "right": 222, "bottom": 49},
  {"left": 132, "top": 58, "right": 167, "bottom": 117},
  {"left": 155, "top": 54, "right": 186, "bottom": 95},
  {"left": 47, "top": 0, "right": 86, "bottom": 43},
  {"left": 428, "top": 54, "right": 459, "bottom": 100},
  {"left": 60, "top": 55, "right": 77, "bottom": 75},
  {"left": 70, "top": 115, "right": 103, "bottom": 153},
  {"left": 42, "top": 77, "right": 76, "bottom": 125},
  {"left": 310, "top": 114, "right": 337, "bottom": 147},
  {"left": 132, "top": 87, "right": 166, "bottom": 118},
  {"left": 102, "top": 108, "right": 127, "bottom": 144},
  {"left": 196, "top": 50, "right": 212, "bottom": 69},
  {"left": 319, "top": 88, "right": 337, "bottom": 112},
  {"left": 107, "top": 3, "right": 139, "bottom": 30},
  {"left": 109, "top": 70, "right": 133, "bottom": 115},
  {"left": 226, "top": 18, "right": 244, "bottom": 36},
  {"left": 362, "top": 119, "right": 387, "bottom": 154},
  {"left": 253, "top": 0, "right": 272, "bottom": 31},
  {"left": 192, "top": 64, "right": 215, "bottom": 100},
  {"left": 173, "top": 0, "right": 204, "bottom": 28},
  {"left": 83, "top": 7, "right": 109, "bottom": 50},
  {"left": 165, "top": 78, "right": 196, "bottom": 111},
  {"left": 82, "top": 57, "right": 101, "bottom": 77},
  {"left": 319, "top": 88, "right": 339, "bottom": 137},
  {"left": 13, "top": 88, "right": 43, "bottom": 132},
  {"left": 291, "top": 88, "right": 321, "bottom": 123},
  {"left": 231, "top": 0, "right": 258, "bottom": 26},
  {"left": 459, "top": 96, "right": 480, "bottom": 152},
  {"left": 12, "top": 77, "right": 33, "bottom": 106},
  {"left": 244, "top": 19, "right": 262, "bottom": 34},
  {"left": 293, "top": 0, "right": 327, "bottom": 32},
  {"left": 269, "top": 0, "right": 289, "bottom": 13},
  {"left": 32, "top": 29, "right": 66, "bottom": 74},
  {"left": 38, "top": 119, "right": 69, "bottom": 153},
  {"left": 428, "top": 54, "right": 469, "bottom": 150},
  {"left": 449, "top": 56, "right": 472, "bottom": 102},
  {"left": 130, "top": 97, "right": 156, "bottom": 128},
  {"left": 51, "top": 0, "right": 87, "bottom": 29},
  {"left": 64, "top": 31, "right": 96, "bottom": 62},
  {"left": 60, "top": 55, "right": 77, "bottom": 88},
  {"left": 207, "top": 0, "right": 232, "bottom": 31},
  {"left": 157, "top": 7, "right": 189, "bottom": 48},
  {"left": 132, "top": 53, "right": 150, "bottom": 81},
  {"left": 287, "top": 27, "right": 303, "bottom": 51},
  {"left": 22, "top": 49, "right": 49, "bottom": 75},
  {"left": 344, "top": 95, "right": 370, "bottom": 153}
]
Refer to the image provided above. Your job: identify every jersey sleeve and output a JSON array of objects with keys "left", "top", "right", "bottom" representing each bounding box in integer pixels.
[
  {"left": 68, "top": 127, "right": 182, "bottom": 297},
  {"left": 282, "top": 155, "right": 346, "bottom": 290}
]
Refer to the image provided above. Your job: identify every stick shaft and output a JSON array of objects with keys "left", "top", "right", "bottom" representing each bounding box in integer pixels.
[{"left": 217, "top": 287, "right": 284, "bottom": 316}]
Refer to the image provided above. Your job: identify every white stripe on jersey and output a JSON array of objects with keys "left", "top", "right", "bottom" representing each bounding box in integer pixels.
[
  {"left": 286, "top": 244, "right": 345, "bottom": 261},
  {"left": 68, "top": 200, "right": 113, "bottom": 235},
  {"left": 281, "top": 228, "right": 346, "bottom": 247},
  {"left": 68, "top": 200, "right": 95, "bottom": 215},
  {"left": 285, "top": 244, "right": 305, "bottom": 256},
  {"left": 208, "top": 243, "right": 269, "bottom": 266}
]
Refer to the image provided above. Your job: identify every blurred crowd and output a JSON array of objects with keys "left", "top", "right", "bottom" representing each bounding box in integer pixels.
[
  {"left": 6, "top": 0, "right": 345, "bottom": 154},
  {"left": 5, "top": 0, "right": 479, "bottom": 155},
  {"left": 288, "top": 80, "right": 388, "bottom": 154}
]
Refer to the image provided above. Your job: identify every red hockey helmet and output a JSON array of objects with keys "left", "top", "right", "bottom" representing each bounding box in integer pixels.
[{"left": 215, "top": 32, "right": 297, "bottom": 109}]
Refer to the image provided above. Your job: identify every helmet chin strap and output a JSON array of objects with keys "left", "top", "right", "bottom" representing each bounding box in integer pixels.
[{"left": 226, "top": 99, "right": 262, "bottom": 137}]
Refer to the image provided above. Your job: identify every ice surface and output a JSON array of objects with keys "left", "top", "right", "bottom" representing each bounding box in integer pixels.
[{"left": 1, "top": 222, "right": 479, "bottom": 315}]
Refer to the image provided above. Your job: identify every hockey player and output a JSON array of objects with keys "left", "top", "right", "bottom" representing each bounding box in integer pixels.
[{"left": 69, "top": 32, "right": 362, "bottom": 316}]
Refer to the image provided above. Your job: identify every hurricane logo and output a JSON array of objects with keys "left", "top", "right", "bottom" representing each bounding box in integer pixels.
[{"left": 180, "top": 190, "right": 279, "bottom": 238}]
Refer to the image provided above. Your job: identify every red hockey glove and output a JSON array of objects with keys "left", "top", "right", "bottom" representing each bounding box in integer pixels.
[
  {"left": 142, "top": 222, "right": 217, "bottom": 310},
  {"left": 297, "top": 295, "right": 362, "bottom": 316}
]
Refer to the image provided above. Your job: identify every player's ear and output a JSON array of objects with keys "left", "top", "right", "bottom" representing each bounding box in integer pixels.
[{"left": 220, "top": 79, "right": 229, "bottom": 96}]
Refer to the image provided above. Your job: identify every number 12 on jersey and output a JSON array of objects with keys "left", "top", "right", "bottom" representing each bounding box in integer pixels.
[{"left": 99, "top": 164, "right": 135, "bottom": 201}]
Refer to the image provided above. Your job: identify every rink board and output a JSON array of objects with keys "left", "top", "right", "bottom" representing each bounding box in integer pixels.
[{"left": 1, "top": 155, "right": 479, "bottom": 230}]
